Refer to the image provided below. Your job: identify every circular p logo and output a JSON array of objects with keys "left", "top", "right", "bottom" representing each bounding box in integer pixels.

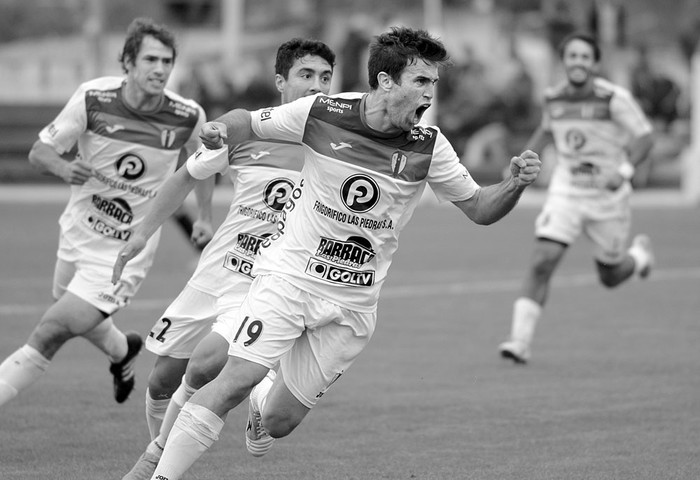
[{"left": 341, "top": 174, "right": 380, "bottom": 213}]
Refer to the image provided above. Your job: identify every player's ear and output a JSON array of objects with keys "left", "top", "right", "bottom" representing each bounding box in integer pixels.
[
  {"left": 377, "top": 72, "right": 393, "bottom": 92},
  {"left": 274, "top": 74, "right": 286, "bottom": 94}
]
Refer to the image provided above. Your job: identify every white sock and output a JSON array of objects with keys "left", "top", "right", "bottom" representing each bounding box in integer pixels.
[
  {"left": 510, "top": 297, "right": 542, "bottom": 346},
  {"left": 145, "top": 388, "right": 171, "bottom": 440},
  {"left": 152, "top": 402, "right": 224, "bottom": 480},
  {"left": 628, "top": 243, "right": 650, "bottom": 276},
  {"left": 82, "top": 318, "right": 127, "bottom": 363},
  {"left": 157, "top": 378, "right": 198, "bottom": 444},
  {"left": 0, "top": 345, "right": 51, "bottom": 407},
  {"left": 256, "top": 373, "right": 274, "bottom": 415}
]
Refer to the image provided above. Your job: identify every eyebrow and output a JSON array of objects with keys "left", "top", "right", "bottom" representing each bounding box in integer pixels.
[{"left": 298, "top": 67, "right": 332, "bottom": 75}]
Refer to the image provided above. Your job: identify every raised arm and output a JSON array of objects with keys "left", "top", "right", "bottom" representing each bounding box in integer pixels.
[
  {"left": 453, "top": 150, "right": 541, "bottom": 225},
  {"left": 199, "top": 109, "right": 256, "bottom": 149}
]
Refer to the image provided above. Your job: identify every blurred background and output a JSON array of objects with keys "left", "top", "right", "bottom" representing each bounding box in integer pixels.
[{"left": 1, "top": 0, "right": 699, "bottom": 198}]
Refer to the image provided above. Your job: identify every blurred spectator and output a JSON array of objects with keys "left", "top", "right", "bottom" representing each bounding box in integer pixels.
[
  {"left": 629, "top": 43, "right": 681, "bottom": 132},
  {"left": 438, "top": 43, "right": 536, "bottom": 179}
]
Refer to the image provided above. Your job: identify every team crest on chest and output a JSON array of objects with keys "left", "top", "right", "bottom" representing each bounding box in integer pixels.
[
  {"left": 390, "top": 151, "right": 407, "bottom": 178},
  {"left": 160, "top": 129, "right": 176, "bottom": 148}
]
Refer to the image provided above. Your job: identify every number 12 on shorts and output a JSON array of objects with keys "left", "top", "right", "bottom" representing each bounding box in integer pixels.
[{"left": 232, "top": 316, "right": 263, "bottom": 347}]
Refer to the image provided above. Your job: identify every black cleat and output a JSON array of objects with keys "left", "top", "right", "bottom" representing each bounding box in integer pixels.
[{"left": 109, "top": 331, "right": 143, "bottom": 403}]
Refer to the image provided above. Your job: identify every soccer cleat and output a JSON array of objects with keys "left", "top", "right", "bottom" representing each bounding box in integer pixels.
[
  {"left": 631, "top": 234, "right": 654, "bottom": 278},
  {"left": 121, "top": 441, "right": 163, "bottom": 480},
  {"left": 245, "top": 370, "right": 276, "bottom": 457},
  {"left": 499, "top": 340, "right": 530, "bottom": 364},
  {"left": 109, "top": 331, "right": 143, "bottom": 403}
]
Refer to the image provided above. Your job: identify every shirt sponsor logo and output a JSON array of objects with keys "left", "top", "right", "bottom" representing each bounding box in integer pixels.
[
  {"left": 305, "top": 258, "right": 375, "bottom": 287},
  {"left": 263, "top": 178, "right": 295, "bottom": 211},
  {"left": 341, "top": 174, "right": 380, "bottom": 213},
  {"left": 260, "top": 108, "right": 274, "bottom": 122},
  {"left": 168, "top": 100, "right": 198, "bottom": 117},
  {"left": 115, "top": 153, "right": 146, "bottom": 180},
  {"left": 223, "top": 251, "right": 255, "bottom": 278},
  {"left": 84, "top": 215, "right": 132, "bottom": 241},
  {"left": 565, "top": 128, "right": 587, "bottom": 150},
  {"left": 408, "top": 126, "right": 433, "bottom": 141},
  {"left": 105, "top": 124, "right": 126, "bottom": 134},
  {"left": 316, "top": 236, "right": 375, "bottom": 268},
  {"left": 91, "top": 195, "right": 134, "bottom": 224},
  {"left": 235, "top": 232, "right": 269, "bottom": 257},
  {"left": 330, "top": 142, "right": 352, "bottom": 151},
  {"left": 318, "top": 97, "right": 353, "bottom": 113},
  {"left": 88, "top": 90, "right": 117, "bottom": 103}
]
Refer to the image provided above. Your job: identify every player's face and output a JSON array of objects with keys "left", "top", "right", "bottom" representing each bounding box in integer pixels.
[
  {"left": 278, "top": 54, "right": 333, "bottom": 103},
  {"left": 386, "top": 60, "right": 437, "bottom": 132},
  {"left": 562, "top": 39, "right": 597, "bottom": 87},
  {"left": 126, "top": 35, "right": 174, "bottom": 98}
]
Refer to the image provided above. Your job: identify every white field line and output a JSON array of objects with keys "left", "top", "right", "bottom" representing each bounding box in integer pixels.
[{"left": 2, "top": 266, "right": 699, "bottom": 316}]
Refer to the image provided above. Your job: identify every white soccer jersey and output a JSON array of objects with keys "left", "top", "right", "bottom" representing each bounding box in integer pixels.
[
  {"left": 246, "top": 93, "right": 480, "bottom": 312},
  {"left": 39, "top": 76, "right": 205, "bottom": 275},
  {"left": 186, "top": 140, "right": 302, "bottom": 297},
  {"left": 542, "top": 77, "right": 652, "bottom": 196}
]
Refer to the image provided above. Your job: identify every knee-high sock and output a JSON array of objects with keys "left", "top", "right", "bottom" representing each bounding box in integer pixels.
[
  {"left": 0, "top": 345, "right": 51, "bottom": 407},
  {"left": 146, "top": 388, "right": 171, "bottom": 440},
  {"left": 510, "top": 297, "right": 542, "bottom": 346},
  {"left": 156, "top": 378, "right": 198, "bottom": 444},
  {"left": 152, "top": 402, "right": 224, "bottom": 480},
  {"left": 82, "top": 317, "right": 127, "bottom": 363}
]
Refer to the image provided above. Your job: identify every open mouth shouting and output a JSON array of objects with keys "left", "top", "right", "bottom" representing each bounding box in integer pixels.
[{"left": 414, "top": 103, "right": 431, "bottom": 123}]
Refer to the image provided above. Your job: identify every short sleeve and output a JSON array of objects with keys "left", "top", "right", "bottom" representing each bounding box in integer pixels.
[
  {"left": 427, "top": 132, "right": 481, "bottom": 203},
  {"left": 250, "top": 94, "right": 317, "bottom": 142},
  {"left": 38, "top": 83, "right": 89, "bottom": 154},
  {"left": 611, "top": 88, "right": 653, "bottom": 138},
  {"left": 186, "top": 145, "right": 229, "bottom": 180}
]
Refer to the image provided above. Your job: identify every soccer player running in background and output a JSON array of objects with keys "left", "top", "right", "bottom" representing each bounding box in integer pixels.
[
  {"left": 113, "top": 26, "right": 542, "bottom": 479},
  {"left": 0, "top": 18, "right": 209, "bottom": 409},
  {"left": 114, "top": 38, "right": 336, "bottom": 480},
  {"left": 498, "top": 32, "right": 655, "bottom": 365}
]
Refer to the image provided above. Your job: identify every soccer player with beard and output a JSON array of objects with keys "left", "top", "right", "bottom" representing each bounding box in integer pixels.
[
  {"left": 114, "top": 38, "right": 336, "bottom": 480},
  {"left": 115, "top": 26, "right": 541, "bottom": 479},
  {"left": 499, "top": 32, "right": 655, "bottom": 364},
  {"left": 0, "top": 18, "right": 208, "bottom": 409}
]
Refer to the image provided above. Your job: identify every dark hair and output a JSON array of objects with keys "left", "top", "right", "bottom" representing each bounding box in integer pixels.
[
  {"left": 275, "top": 38, "right": 336, "bottom": 79},
  {"left": 558, "top": 32, "right": 601, "bottom": 62},
  {"left": 118, "top": 17, "right": 177, "bottom": 73},
  {"left": 367, "top": 26, "right": 451, "bottom": 90}
]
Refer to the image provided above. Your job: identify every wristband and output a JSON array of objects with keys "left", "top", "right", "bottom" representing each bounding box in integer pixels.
[{"left": 617, "top": 162, "right": 635, "bottom": 181}]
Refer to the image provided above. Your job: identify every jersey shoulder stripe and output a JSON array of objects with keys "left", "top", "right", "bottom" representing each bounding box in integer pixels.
[
  {"left": 84, "top": 80, "right": 201, "bottom": 150},
  {"left": 544, "top": 79, "right": 613, "bottom": 121},
  {"left": 230, "top": 139, "right": 303, "bottom": 171},
  {"left": 303, "top": 94, "right": 437, "bottom": 182}
]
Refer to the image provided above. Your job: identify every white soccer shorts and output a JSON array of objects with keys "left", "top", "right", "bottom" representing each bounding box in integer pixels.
[{"left": 225, "top": 274, "right": 376, "bottom": 408}]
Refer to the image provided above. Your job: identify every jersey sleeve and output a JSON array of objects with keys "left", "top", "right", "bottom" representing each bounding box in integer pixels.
[
  {"left": 38, "top": 83, "right": 89, "bottom": 154},
  {"left": 427, "top": 132, "right": 481, "bottom": 203},
  {"left": 610, "top": 89, "right": 653, "bottom": 138},
  {"left": 250, "top": 95, "right": 317, "bottom": 142},
  {"left": 186, "top": 144, "right": 229, "bottom": 180}
]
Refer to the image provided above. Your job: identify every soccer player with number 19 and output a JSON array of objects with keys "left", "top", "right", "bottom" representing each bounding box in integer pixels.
[{"left": 115, "top": 27, "right": 541, "bottom": 479}]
